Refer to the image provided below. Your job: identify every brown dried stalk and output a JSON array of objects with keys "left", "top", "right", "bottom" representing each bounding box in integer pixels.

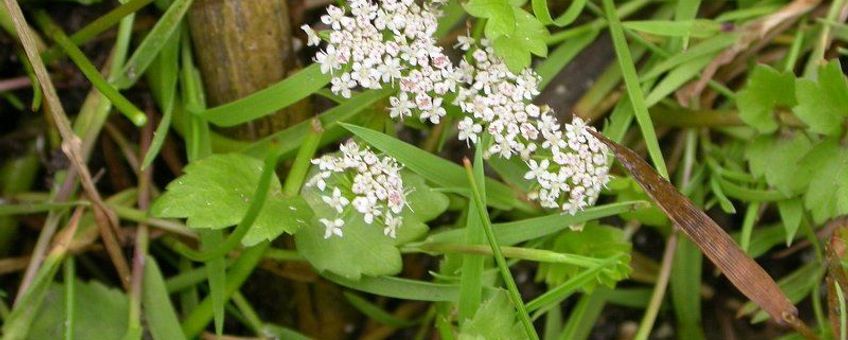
[
  {"left": 589, "top": 130, "right": 816, "bottom": 338},
  {"left": 3, "top": 0, "right": 131, "bottom": 288}
]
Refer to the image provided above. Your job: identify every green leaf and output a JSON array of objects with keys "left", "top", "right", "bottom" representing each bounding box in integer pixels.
[
  {"left": 425, "top": 201, "right": 647, "bottom": 246},
  {"left": 736, "top": 64, "right": 797, "bottom": 133},
  {"left": 777, "top": 198, "right": 803, "bottom": 246},
  {"left": 536, "top": 223, "right": 631, "bottom": 291},
  {"left": 197, "top": 64, "right": 332, "bottom": 127},
  {"left": 143, "top": 256, "right": 187, "bottom": 340},
  {"left": 458, "top": 290, "right": 524, "bottom": 340},
  {"left": 491, "top": 8, "right": 549, "bottom": 73},
  {"left": 296, "top": 171, "right": 448, "bottom": 279},
  {"left": 799, "top": 139, "right": 848, "bottom": 224},
  {"left": 113, "top": 0, "right": 194, "bottom": 88},
  {"left": 794, "top": 60, "right": 848, "bottom": 136},
  {"left": 151, "top": 153, "right": 311, "bottom": 245},
  {"left": 463, "top": 0, "right": 516, "bottom": 38},
  {"left": 745, "top": 133, "right": 812, "bottom": 196},
  {"left": 29, "top": 280, "right": 129, "bottom": 340},
  {"left": 623, "top": 19, "right": 721, "bottom": 38},
  {"left": 531, "top": 0, "right": 586, "bottom": 27}
]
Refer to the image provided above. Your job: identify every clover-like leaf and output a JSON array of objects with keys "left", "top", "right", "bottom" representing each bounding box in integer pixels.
[
  {"left": 151, "top": 153, "right": 311, "bottom": 246},
  {"left": 491, "top": 8, "right": 549, "bottom": 73},
  {"left": 745, "top": 133, "right": 812, "bottom": 197},
  {"left": 458, "top": 290, "right": 523, "bottom": 340},
  {"left": 536, "top": 222, "right": 631, "bottom": 291},
  {"left": 736, "top": 64, "right": 796, "bottom": 134},
  {"left": 463, "top": 0, "right": 516, "bottom": 38},
  {"left": 799, "top": 139, "right": 848, "bottom": 224},
  {"left": 295, "top": 170, "right": 448, "bottom": 280},
  {"left": 794, "top": 61, "right": 848, "bottom": 137}
]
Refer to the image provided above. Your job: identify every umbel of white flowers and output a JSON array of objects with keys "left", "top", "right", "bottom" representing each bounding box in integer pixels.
[
  {"left": 302, "top": 0, "right": 459, "bottom": 124},
  {"left": 303, "top": 0, "right": 611, "bottom": 223},
  {"left": 306, "top": 140, "right": 407, "bottom": 239}
]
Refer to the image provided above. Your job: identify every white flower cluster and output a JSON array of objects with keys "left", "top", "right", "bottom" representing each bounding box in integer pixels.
[
  {"left": 453, "top": 39, "right": 545, "bottom": 160},
  {"left": 303, "top": 0, "right": 458, "bottom": 124},
  {"left": 524, "top": 117, "right": 611, "bottom": 214},
  {"left": 304, "top": 2, "right": 611, "bottom": 216},
  {"left": 452, "top": 40, "right": 610, "bottom": 214},
  {"left": 306, "top": 140, "right": 408, "bottom": 239}
]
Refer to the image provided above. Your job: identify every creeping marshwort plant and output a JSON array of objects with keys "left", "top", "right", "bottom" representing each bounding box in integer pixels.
[{"left": 304, "top": 0, "right": 611, "bottom": 216}]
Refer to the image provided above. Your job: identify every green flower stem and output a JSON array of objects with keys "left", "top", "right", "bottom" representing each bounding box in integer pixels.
[
  {"left": 41, "top": 0, "right": 154, "bottom": 64},
  {"left": 180, "top": 122, "right": 323, "bottom": 338},
  {"left": 462, "top": 159, "right": 538, "bottom": 340},
  {"left": 164, "top": 259, "right": 236, "bottom": 294},
  {"left": 63, "top": 256, "right": 76, "bottom": 340},
  {"left": 34, "top": 11, "right": 147, "bottom": 126},
  {"left": 232, "top": 291, "right": 265, "bottom": 334},
  {"left": 414, "top": 243, "right": 607, "bottom": 268},
  {"left": 108, "top": 203, "right": 195, "bottom": 237},
  {"left": 284, "top": 119, "right": 324, "bottom": 196},
  {"left": 168, "top": 148, "right": 281, "bottom": 262},
  {"left": 634, "top": 232, "right": 678, "bottom": 340},
  {"left": 0, "top": 201, "right": 88, "bottom": 216}
]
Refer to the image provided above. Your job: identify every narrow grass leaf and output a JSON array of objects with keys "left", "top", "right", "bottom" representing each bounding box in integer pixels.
[
  {"left": 342, "top": 292, "right": 417, "bottom": 327},
  {"left": 197, "top": 64, "right": 331, "bottom": 127},
  {"left": 242, "top": 88, "right": 391, "bottom": 158},
  {"left": 622, "top": 20, "right": 720, "bottom": 38},
  {"left": 602, "top": 0, "right": 668, "bottom": 178},
  {"left": 113, "top": 0, "right": 193, "bottom": 88},
  {"left": 143, "top": 256, "right": 187, "bottom": 340},
  {"left": 200, "top": 231, "right": 226, "bottom": 335},
  {"left": 641, "top": 33, "right": 737, "bottom": 80},
  {"left": 35, "top": 11, "right": 146, "bottom": 126},
  {"left": 323, "top": 273, "right": 461, "bottom": 301},
  {"left": 458, "top": 146, "right": 486, "bottom": 322},
  {"left": 532, "top": 0, "right": 586, "bottom": 27},
  {"left": 424, "top": 201, "right": 646, "bottom": 246},
  {"left": 142, "top": 28, "right": 181, "bottom": 170}
]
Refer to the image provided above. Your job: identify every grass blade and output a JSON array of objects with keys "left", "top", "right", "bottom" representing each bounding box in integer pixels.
[
  {"left": 143, "top": 256, "right": 187, "bottom": 340},
  {"left": 602, "top": 0, "right": 668, "bottom": 178},
  {"left": 197, "top": 64, "right": 331, "bottom": 126},
  {"left": 425, "top": 201, "right": 647, "bottom": 246},
  {"left": 113, "top": 0, "right": 193, "bottom": 88},
  {"left": 35, "top": 11, "right": 147, "bottom": 126},
  {"left": 458, "top": 146, "right": 486, "bottom": 322},
  {"left": 463, "top": 158, "right": 538, "bottom": 340}
]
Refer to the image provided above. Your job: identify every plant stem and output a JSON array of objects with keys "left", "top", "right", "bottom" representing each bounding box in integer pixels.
[
  {"left": 462, "top": 159, "right": 538, "bottom": 340},
  {"left": 634, "top": 232, "right": 678, "bottom": 340},
  {"left": 35, "top": 11, "right": 146, "bottom": 126},
  {"left": 415, "top": 243, "right": 607, "bottom": 268}
]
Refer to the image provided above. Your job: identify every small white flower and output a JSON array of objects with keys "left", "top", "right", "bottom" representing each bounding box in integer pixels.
[
  {"left": 320, "top": 218, "right": 344, "bottom": 238},
  {"left": 301, "top": 25, "right": 322, "bottom": 46},
  {"left": 322, "top": 187, "right": 350, "bottom": 213}
]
